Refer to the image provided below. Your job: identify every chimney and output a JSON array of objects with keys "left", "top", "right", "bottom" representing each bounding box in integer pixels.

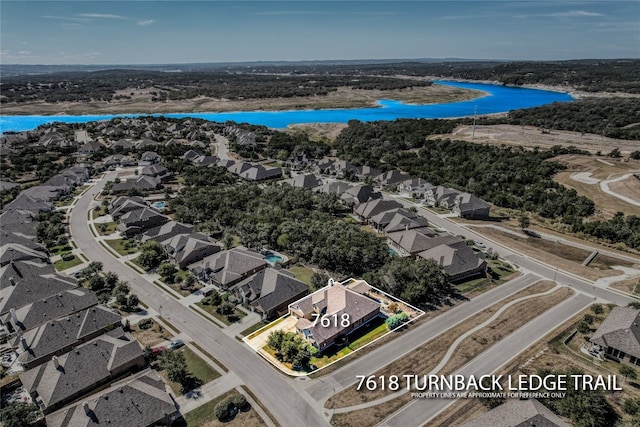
[
  {"left": 83, "top": 402, "right": 91, "bottom": 416},
  {"left": 9, "top": 277, "right": 16, "bottom": 286},
  {"left": 10, "top": 308, "right": 18, "bottom": 325},
  {"left": 52, "top": 355, "right": 60, "bottom": 369},
  {"left": 20, "top": 336, "right": 29, "bottom": 351},
  {"left": 439, "top": 256, "right": 445, "bottom": 267}
]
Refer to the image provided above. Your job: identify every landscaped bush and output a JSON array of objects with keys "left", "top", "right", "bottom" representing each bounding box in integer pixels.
[
  {"left": 138, "top": 318, "right": 153, "bottom": 330},
  {"left": 385, "top": 312, "right": 409, "bottom": 330},
  {"left": 214, "top": 394, "right": 248, "bottom": 421},
  {"left": 61, "top": 253, "right": 75, "bottom": 261}
]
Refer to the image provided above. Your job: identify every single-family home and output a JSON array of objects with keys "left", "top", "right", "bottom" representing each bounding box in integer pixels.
[
  {"left": 164, "top": 233, "right": 222, "bottom": 270},
  {"left": 453, "top": 192, "right": 491, "bottom": 218},
  {"left": 590, "top": 307, "right": 640, "bottom": 365},
  {"left": 118, "top": 207, "right": 169, "bottom": 237},
  {"left": 417, "top": 240, "right": 487, "bottom": 282},
  {"left": 189, "top": 248, "right": 268, "bottom": 288},
  {"left": 289, "top": 283, "right": 380, "bottom": 352},
  {"left": 460, "top": 399, "right": 570, "bottom": 427}
]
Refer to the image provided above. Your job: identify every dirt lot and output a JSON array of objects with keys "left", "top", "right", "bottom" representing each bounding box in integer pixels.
[
  {"left": 609, "top": 176, "right": 640, "bottom": 204},
  {"left": 436, "top": 124, "right": 640, "bottom": 155},
  {"left": 1, "top": 85, "right": 480, "bottom": 115},
  {"left": 131, "top": 319, "right": 173, "bottom": 347},
  {"left": 327, "top": 281, "right": 557, "bottom": 409}
]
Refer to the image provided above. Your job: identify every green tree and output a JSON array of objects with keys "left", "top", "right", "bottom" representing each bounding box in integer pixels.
[
  {"left": 137, "top": 240, "right": 165, "bottom": 269},
  {"left": 620, "top": 364, "right": 638, "bottom": 383},
  {"left": 157, "top": 262, "right": 177, "bottom": 283},
  {"left": 591, "top": 304, "right": 604, "bottom": 316},
  {"left": 158, "top": 349, "right": 189, "bottom": 384},
  {"left": 519, "top": 213, "right": 530, "bottom": 230},
  {"left": 268, "top": 330, "right": 285, "bottom": 352},
  {"left": 310, "top": 271, "right": 329, "bottom": 292},
  {"left": 0, "top": 402, "right": 40, "bottom": 427},
  {"left": 576, "top": 321, "right": 591, "bottom": 334}
]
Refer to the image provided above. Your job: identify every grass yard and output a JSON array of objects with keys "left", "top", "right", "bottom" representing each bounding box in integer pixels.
[
  {"left": 240, "top": 321, "right": 270, "bottom": 337},
  {"left": 49, "top": 244, "right": 72, "bottom": 255},
  {"left": 195, "top": 302, "right": 247, "bottom": 325},
  {"left": 182, "top": 390, "right": 266, "bottom": 427},
  {"left": 104, "top": 238, "right": 138, "bottom": 256},
  {"left": 96, "top": 221, "right": 119, "bottom": 235},
  {"left": 54, "top": 198, "right": 74, "bottom": 207},
  {"left": 92, "top": 207, "right": 107, "bottom": 219},
  {"left": 288, "top": 265, "right": 315, "bottom": 285},
  {"left": 183, "top": 346, "right": 221, "bottom": 383},
  {"left": 53, "top": 254, "right": 83, "bottom": 271},
  {"left": 455, "top": 258, "right": 518, "bottom": 296}
]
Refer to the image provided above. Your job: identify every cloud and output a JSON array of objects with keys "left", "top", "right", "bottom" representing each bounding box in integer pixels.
[
  {"left": 550, "top": 10, "right": 604, "bottom": 18},
  {"left": 255, "top": 10, "right": 330, "bottom": 16},
  {"left": 41, "top": 15, "right": 90, "bottom": 22},
  {"left": 137, "top": 19, "right": 155, "bottom": 26},
  {"left": 78, "top": 13, "right": 128, "bottom": 20}
]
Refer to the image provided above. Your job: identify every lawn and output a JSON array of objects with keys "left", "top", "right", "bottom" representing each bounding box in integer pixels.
[
  {"left": 49, "top": 244, "right": 72, "bottom": 255},
  {"left": 96, "top": 221, "right": 119, "bottom": 235},
  {"left": 183, "top": 390, "right": 266, "bottom": 427},
  {"left": 240, "top": 321, "right": 270, "bottom": 337},
  {"left": 104, "top": 238, "right": 138, "bottom": 256},
  {"left": 195, "top": 302, "right": 247, "bottom": 325},
  {"left": 73, "top": 184, "right": 90, "bottom": 195},
  {"left": 183, "top": 346, "right": 221, "bottom": 383},
  {"left": 54, "top": 198, "right": 74, "bottom": 207},
  {"left": 288, "top": 265, "right": 314, "bottom": 285},
  {"left": 53, "top": 255, "right": 83, "bottom": 271},
  {"left": 310, "top": 316, "right": 390, "bottom": 369},
  {"left": 454, "top": 258, "right": 516, "bottom": 295}
]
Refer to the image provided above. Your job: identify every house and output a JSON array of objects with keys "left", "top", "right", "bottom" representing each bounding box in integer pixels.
[
  {"left": 140, "top": 164, "right": 172, "bottom": 181},
  {"left": 20, "top": 332, "right": 144, "bottom": 414},
  {"left": 190, "top": 248, "right": 268, "bottom": 288},
  {"left": 590, "top": 307, "right": 640, "bottom": 365},
  {"left": 4, "top": 192, "right": 53, "bottom": 214},
  {"left": 15, "top": 305, "right": 123, "bottom": 369},
  {"left": 0, "top": 243, "right": 48, "bottom": 267},
  {"left": 417, "top": 240, "right": 487, "bottom": 282},
  {"left": 368, "top": 208, "right": 428, "bottom": 233},
  {"left": 460, "top": 399, "right": 570, "bottom": 427},
  {"left": 286, "top": 174, "right": 323, "bottom": 190},
  {"left": 5, "top": 288, "right": 97, "bottom": 333},
  {"left": 109, "top": 197, "right": 149, "bottom": 219},
  {"left": 354, "top": 199, "right": 403, "bottom": 222},
  {"left": 354, "top": 165, "right": 382, "bottom": 181},
  {"left": 313, "top": 181, "right": 352, "bottom": 196},
  {"left": 164, "top": 233, "right": 222, "bottom": 270},
  {"left": 453, "top": 192, "right": 491, "bottom": 218},
  {"left": 103, "top": 154, "right": 136, "bottom": 168},
  {"left": 340, "top": 184, "right": 382, "bottom": 206},
  {"left": 193, "top": 155, "right": 219, "bottom": 166},
  {"left": 182, "top": 149, "right": 203, "bottom": 161},
  {"left": 386, "top": 229, "right": 445, "bottom": 257},
  {"left": 139, "top": 221, "right": 194, "bottom": 243},
  {"left": 289, "top": 282, "right": 380, "bottom": 351},
  {"left": 235, "top": 268, "right": 309, "bottom": 320},
  {"left": 239, "top": 165, "right": 283, "bottom": 182},
  {"left": 111, "top": 175, "right": 161, "bottom": 194},
  {"left": 45, "top": 369, "right": 178, "bottom": 427},
  {"left": 397, "top": 178, "right": 435, "bottom": 199},
  {"left": 111, "top": 139, "right": 135, "bottom": 151},
  {"left": 139, "top": 151, "right": 160, "bottom": 165},
  {"left": 0, "top": 209, "right": 38, "bottom": 238},
  {"left": 78, "top": 140, "right": 106, "bottom": 155},
  {"left": 227, "top": 161, "right": 252, "bottom": 176},
  {"left": 0, "top": 260, "right": 77, "bottom": 316},
  {"left": 39, "top": 131, "right": 68, "bottom": 147},
  {"left": 118, "top": 207, "right": 169, "bottom": 237},
  {"left": 374, "top": 170, "right": 410, "bottom": 189},
  {"left": 0, "top": 230, "right": 46, "bottom": 252}
]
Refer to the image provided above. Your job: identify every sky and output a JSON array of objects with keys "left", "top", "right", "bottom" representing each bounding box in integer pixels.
[{"left": 1, "top": 1, "right": 638, "bottom": 65}]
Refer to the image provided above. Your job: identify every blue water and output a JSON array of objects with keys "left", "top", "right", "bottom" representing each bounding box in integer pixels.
[
  {"left": 264, "top": 255, "right": 283, "bottom": 265},
  {"left": 0, "top": 81, "right": 573, "bottom": 133},
  {"left": 154, "top": 201, "right": 166, "bottom": 210}
]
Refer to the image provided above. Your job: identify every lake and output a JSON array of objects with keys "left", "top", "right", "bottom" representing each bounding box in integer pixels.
[{"left": 0, "top": 81, "right": 573, "bottom": 133}]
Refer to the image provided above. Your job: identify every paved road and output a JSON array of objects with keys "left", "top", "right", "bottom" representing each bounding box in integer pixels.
[
  {"left": 214, "top": 134, "right": 232, "bottom": 161},
  {"left": 69, "top": 172, "right": 327, "bottom": 427},
  {"left": 380, "top": 293, "right": 594, "bottom": 427}
]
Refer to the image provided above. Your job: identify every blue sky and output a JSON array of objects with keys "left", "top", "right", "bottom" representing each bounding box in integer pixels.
[{"left": 1, "top": 1, "right": 638, "bottom": 64}]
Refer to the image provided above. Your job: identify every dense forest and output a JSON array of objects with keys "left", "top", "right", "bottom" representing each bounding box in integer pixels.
[
  {"left": 3, "top": 59, "right": 638, "bottom": 105},
  {"left": 483, "top": 97, "right": 640, "bottom": 140},
  {"left": 0, "top": 70, "right": 432, "bottom": 104},
  {"left": 335, "top": 120, "right": 595, "bottom": 218}
]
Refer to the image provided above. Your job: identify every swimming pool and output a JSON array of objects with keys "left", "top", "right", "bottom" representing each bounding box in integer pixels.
[
  {"left": 264, "top": 254, "right": 283, "bottom": 265},
  {"left": 154, "top": 201, "right": 166, "bottom": 210}
]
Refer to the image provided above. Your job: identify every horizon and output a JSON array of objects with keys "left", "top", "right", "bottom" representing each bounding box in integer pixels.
[{"left": 1, "top": 1, "right": 638, "bottom": 65}]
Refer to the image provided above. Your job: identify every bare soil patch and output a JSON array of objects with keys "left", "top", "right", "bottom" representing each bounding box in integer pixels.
[
  {"left": 472, "top": 227, "right": 621, "bottom": 281},
  {"left": 131, "top": 319, "right": 173, "bottom": 347},
  {"left": 609, "top": 176, "right": 640, "bottom": 204},
  {"left": 437, "top": 124, "right": 640, "bottom": 154},
  {"left": 326, "top": 281, "right": 556, "bottom": 408}
]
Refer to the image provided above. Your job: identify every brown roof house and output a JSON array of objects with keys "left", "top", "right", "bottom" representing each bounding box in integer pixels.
[
  {"left": 460, "top": 399, "right": 570, "bottom": 427},
  {"left": 45, "top": 369, "right": 178, "bottom": 427},
  {"left": 289, "top": 282, "right": 380, "bottom": 352},
  {"left": 20, "top": 332, "right": 144, "bottom": 414},
  {"left": 591, "top": 306, "right": 640, "bottom": 365},
  {"left": 234, "top": 268, "right": 309, "bottom": 320}
]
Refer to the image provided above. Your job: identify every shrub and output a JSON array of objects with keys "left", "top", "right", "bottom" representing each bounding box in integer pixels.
[
  {"left": 61, "top": 253, "right": 75, "bottom": 261},
  {"left": 138, "top": 318, "right": 153, "bottom": 330},
  {"left": 214, "top": 394, "right": 248, "bottom": 421},
  {"left": 386, "top": 312, "right": 409, "bottom": 330}
]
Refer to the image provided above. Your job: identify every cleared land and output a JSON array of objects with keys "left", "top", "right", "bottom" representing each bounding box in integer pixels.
[
  {"left": 438, "top": 124, "right": 640, "bottom": 154},
  {"left": 1, "top": 85, "right": 481, "bottom": 115},
  {"left": 329, "top": 285, "right": 572, "bottom": 426},
  {"left": 327, "top": 280, "right": 558, "bottom": 408}
]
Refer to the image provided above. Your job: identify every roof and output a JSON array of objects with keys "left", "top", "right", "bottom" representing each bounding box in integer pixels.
[
  {"left": 119, "top": 207, "right": 165, "bottom": 226},
  {"left": 140, "top": 164, "right": 170, "bottom": 177},
  {"left": 313, "top": 181, "right": 353, "bottom": 195},
  {"left": 375, "top": 170, "right": 410, "bottom": 186},
  {"left": 165, "top": 233, "right": 221, "bottom": 265},
  {"left": 591, "top": 307, "right": 640, "bottom": 358},
  {"left": 340, "top": 184, "right": 381, "bottom": 205},
  {"left": 460, "top": 399, "right": 571, "bottom": 427},
  {"left": 386, "top": 229, "right": 449, "bottom": 254},
  {"left": 239, "top": 165, "right": 282, "bottom": 181},
  {"left": 418, "top": 241, "right": 485, "bottom": 278},
  {"left": 20, "top": 332, "right": 143, "bottom": 409},
  {"left": 383, "top": 213, "right": 429, "bottom": 233},
  {"left": 0, "top": 210, "right": 38, "bottom": 238},
  {"left": 140, "top": 221, "right": 194, "bottom": 244},
  {"left": 6, "top": 288, "right": 98, "bottom": 333},
  {"left": 237, "top": 268, "right": 309, "bottom": 313},
  {"left": 287, "top": 174, "right": 323, "bottom": 189},
  {"left": 191, "top": 248, "right": 267, "bottom": 286},
  {"left": 354, "top": 199, "right": 403, "bottom": 220},
  {"left": 45, "top": 369, "right": 176, "bottom": 427},
  {"left": 292, "top": 284, "right": 380, "bottom": 347},
  {"left": 0, "top": 243, "right": 48, "bottom": 267},
  {"left": 0, "top": 260, "right": 77, "bottom": 316},
  {"left": 111, "top": 175, "right": 160, "bottom": 193},
  {"left": 16, "top": 305, "right": 122, "bottom": 366}
]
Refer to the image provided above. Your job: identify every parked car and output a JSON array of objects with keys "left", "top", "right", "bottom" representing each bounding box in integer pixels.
[
  {"left": 168, "top": 339, "right": 184, "bottom": 350},
  {"left": 150, "top": 346, "right": 166, "bottom": 356}
]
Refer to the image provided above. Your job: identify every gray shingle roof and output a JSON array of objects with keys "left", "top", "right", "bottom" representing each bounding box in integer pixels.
[
  {"left": 191, "top": 248, "right": 267, "bottom": 287},
  {"left": 386, "top": 229, "right": 447, "bottom": 254},
  {"left": 45, "top": 369, "right": 176, "bottom": 427},
  {"left": 591, "top": 307, "right": 640, "bottom": 359},
  {"left": 20, "top": 332, "right": 144, "bottom": 410},
  {"left": 237, "top": 268, "right": 309, "bottom": 314},
  {"left": 418, "top": 241, "right": 486, "bottom": 279}
]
